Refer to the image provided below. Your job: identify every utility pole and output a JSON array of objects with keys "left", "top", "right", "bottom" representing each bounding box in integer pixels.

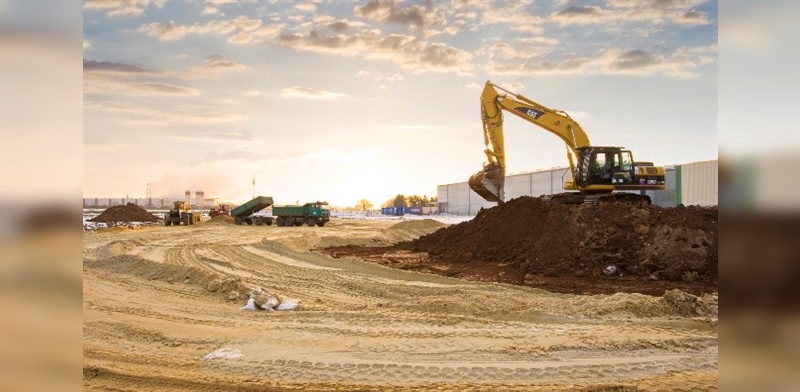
[{"left": 252, "top": 174, "right": 255, "bottom": 199}]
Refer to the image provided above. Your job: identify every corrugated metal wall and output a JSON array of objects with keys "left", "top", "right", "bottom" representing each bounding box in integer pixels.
[
  {"left": 438, "top": 160, "right": 717, "bottom": 215},
  {"left": 437, "top": 167, "right": 571, "bottom": 215},
  {"left": 643, "top": 167, "right": 676, "bottom": 208},
  {"left": 437, "top": 182, "right": 496, "bottom": 215},
  {"left": 677, "top": 160, "right": 718, "bottom": 206}
]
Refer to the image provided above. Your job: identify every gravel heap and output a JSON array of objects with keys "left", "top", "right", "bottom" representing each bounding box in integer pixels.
[{"left": 89, "top": 203, "right": 161, "bottom": 223}]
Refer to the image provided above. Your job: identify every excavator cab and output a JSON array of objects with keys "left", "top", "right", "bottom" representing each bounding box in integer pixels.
[
  {"left": 576, "top": 146, "right": 665, "bottom": 191},
  {"left": 576, "top": 147, "right": 624, "bottom": 187}
]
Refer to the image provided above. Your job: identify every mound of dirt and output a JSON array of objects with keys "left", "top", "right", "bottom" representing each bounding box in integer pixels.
[
  {"left": 202, "top": 215, "right": 235, "bottom": 225},
  {"left": 89, "top": 203, "right": 161, "bottom": 223},
  {"left": 84, "top": 255, "right": 253, "bottom": 301},
  {"left": 402, "top": 196, "right": 717, "bottom": 284},
  {"left": 382, "top": 219, "right": 448, "bottom": 243},
  {"left": 386, "top": 219, "right": 447, "bottom": 232},
  {"left": 21, "top": 204, "right": 79, "bottom": 232}
]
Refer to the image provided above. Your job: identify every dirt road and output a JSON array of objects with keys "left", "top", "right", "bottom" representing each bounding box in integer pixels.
[{"left": 83, "top": 218, "right": 717, "bottom": 391}]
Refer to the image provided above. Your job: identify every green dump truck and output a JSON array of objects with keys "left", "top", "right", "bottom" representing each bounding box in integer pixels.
[
  {"left": 231, "top": 196, "right": 275, "bottom": 226},
  {"left": 273, "top": 201, "right": 330, "bottom": 227}
]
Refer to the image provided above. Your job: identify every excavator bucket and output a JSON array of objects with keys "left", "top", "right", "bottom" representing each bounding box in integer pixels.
[{"left": 468, "top": 163, "right": 504, "bottom": 203}]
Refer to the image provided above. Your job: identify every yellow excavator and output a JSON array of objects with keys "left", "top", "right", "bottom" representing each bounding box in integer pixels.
[{"left": 468, "top": 81, "right": 666, "bottom": 205}]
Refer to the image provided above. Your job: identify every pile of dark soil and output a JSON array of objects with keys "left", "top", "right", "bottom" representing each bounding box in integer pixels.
[
  {"left": 89, "top": 203, "right": 161, "bottom": 223},
  {"left": 21, "top": 204, "right": 79, "bottom": 232},
  {"left": 402, "top": 196, "right": 717, "bottom": 283}
]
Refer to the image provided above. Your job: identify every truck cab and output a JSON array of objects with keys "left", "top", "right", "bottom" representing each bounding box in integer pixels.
[{"left": 305, "top": 202, "right": 330, "bottom": 220}]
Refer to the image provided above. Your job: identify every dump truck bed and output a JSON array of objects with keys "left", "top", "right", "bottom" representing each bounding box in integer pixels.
[
  {"left": 271, "top": 204, "right": 306, "bottom": 217},
  {"left": 231, "top": 196, "right": 274, "bottom": 218}
]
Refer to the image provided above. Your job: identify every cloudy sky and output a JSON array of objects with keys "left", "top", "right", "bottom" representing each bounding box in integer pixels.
[{"left": 83, "top": 0, "right": 717, "bottom": 207}]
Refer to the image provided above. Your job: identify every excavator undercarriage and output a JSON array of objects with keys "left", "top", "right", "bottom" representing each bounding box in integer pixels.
[{"left": 544, "top": 192, "right": 652, "bottom": 207}]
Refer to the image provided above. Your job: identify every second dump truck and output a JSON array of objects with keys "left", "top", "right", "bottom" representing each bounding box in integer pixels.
[{"left": 273, "top": 201, "right": 330, "bottom": 227}]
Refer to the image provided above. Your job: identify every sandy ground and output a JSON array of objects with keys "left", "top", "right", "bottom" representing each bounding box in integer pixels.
[{"left": 83, "top": 218, "right": 717, "bottom": 391}]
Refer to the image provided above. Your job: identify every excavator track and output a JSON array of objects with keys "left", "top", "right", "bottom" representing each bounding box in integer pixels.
[{"left": 544, "top": 192, "right": 651, "bottom": 207}]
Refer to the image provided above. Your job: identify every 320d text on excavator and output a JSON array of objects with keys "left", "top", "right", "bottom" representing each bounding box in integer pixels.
[{"left": 468, "top": 81, "right": 666, "bottom": 206}]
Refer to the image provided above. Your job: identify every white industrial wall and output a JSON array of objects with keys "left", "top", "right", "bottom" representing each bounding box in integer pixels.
[
  {"left": 437, "top": 182, "right": 496, "bottom": 215},
  {"left": 643, "top": 167, "right": 676, "bottom": 208},
  {"left": 438, "top": 160, "right": 717, "bottom": 215},
  {"left": 678, "top": 160, "right": 718, "bottom": 206},
  {"left": 438, "top": 167, "right": 572, "bottom": 215}
]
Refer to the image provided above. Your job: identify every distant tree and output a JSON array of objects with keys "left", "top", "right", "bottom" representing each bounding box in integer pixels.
[
  {"left": 405, "top": 194, "right": 437, "bottom": 207},
  {"left": 381, "top": 194, "right": 437, "bottom": 208},
  {"left": 406, "top": 195, "right": 422, "bottom": 206},
  {"left": 355, "top": 199, "right": 373, "bottom": 211}
]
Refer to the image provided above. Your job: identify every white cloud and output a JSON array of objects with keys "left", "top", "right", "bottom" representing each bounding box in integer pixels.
[
  {"left": 138, "top": 16, "right": 281, "bottom": 45},
  {"left": 85, "top": 80, "right": 200, "bottom": 97},
  {"left": 182, "top": 55, "right": 247, "bottom": 80},
  {"left": 485, "top": 44, "right": 717, "bottom": 79},
  {"left": 294, "top": 3, "right": 317, "bottom": 13},
  {"left": 451, "top": 0, "right": 490, "bottom": 11},
  {"left": 127, "top": 83, "right": 200, "bottom": 96},
  {"left": 84, "top": 0, "right": 166, "bottom": 18},
  {"left": 355, "top": 70, "right": 403, "bottom": 83},
  {"left": 138, "top": 21, "right": 187, "bottom": 40},
  {"left": 326, "top": 19, "right": 369, "bottom": 33},
  {"left": 175, "top": 130, "right": 252, "bottom": 142},
  {"left": 482, "top": 0, "right": 545, "bottom": 28},
  {"left": 550, "top": 0, "right": 713, "bottom": 27},
  {"left": 83, "top": 59, "right": 157, "bottom": 77},
  {"left": 84, "top": 59, "right": 202, "bottom": 98},
  {"left": 277, "top": 31, "right": 473, "bottom": 75},
  {"left": 181, "top": 147, "right": 375, "bottom": 167},
  {"left": 354, "top": 0, "right": 447, "bottom": 30},
  {"left": 86, "top": 101, "right": 247, "bottom": 126},
  {"left": 497, "top": 81, "right": 525, "bottom": 91},
  {"left": 281, "top": 86, "right": 347, "bottom": 100},
  {"left": 202, "top": 6, "right": 221, "bottom": 16}
]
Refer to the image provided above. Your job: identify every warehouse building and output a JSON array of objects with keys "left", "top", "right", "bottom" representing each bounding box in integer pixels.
[{"left": 437, "top": 159, "right": 717, "bottom": 215}]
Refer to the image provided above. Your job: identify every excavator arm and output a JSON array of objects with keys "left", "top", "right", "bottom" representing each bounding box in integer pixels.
[{"left": 469, "top": 81, "right": 591, "bottom": 202}]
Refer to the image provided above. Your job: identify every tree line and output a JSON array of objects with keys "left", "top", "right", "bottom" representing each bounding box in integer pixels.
[{"left": 349, "top": 194, "right": 437, "bottom": 211}]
